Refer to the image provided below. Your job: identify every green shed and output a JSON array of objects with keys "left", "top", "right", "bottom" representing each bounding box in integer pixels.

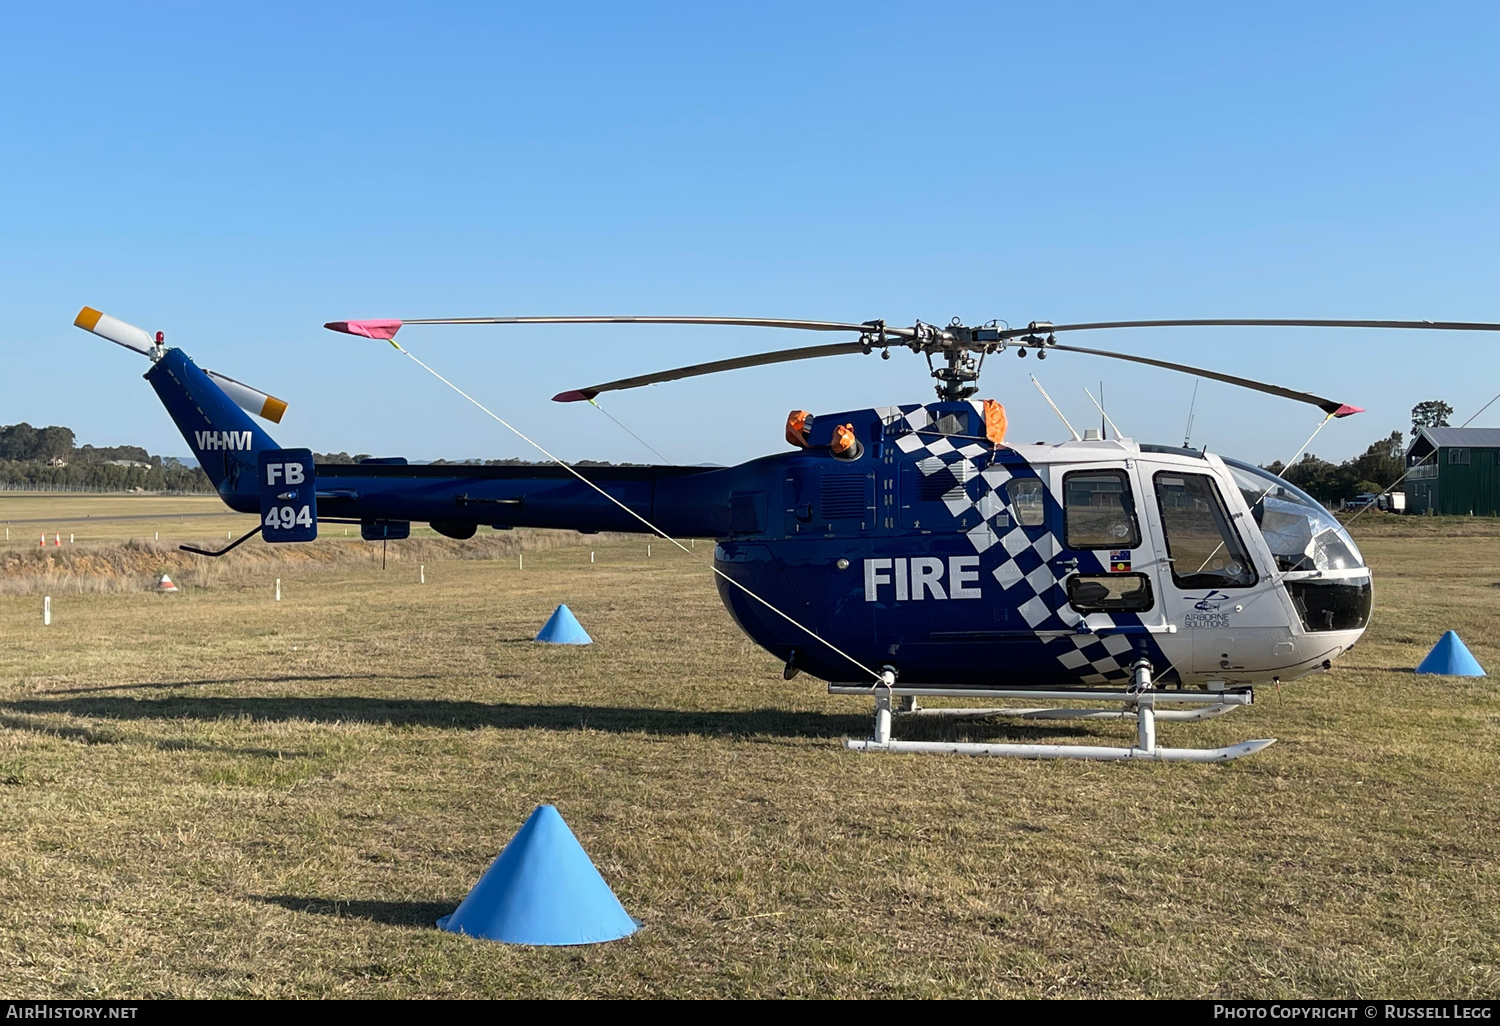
[{"left": 1405, "top": 427, "right": 1500, "bottom": 516}]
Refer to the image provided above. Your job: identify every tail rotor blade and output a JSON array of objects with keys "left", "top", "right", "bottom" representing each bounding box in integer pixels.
[
  {"left": 204, "top": 369, "right": 289, "bottom": 424},
  {"left": 74, "top": 306, "right": 156, "bottom": 356},
  {"left": 74, "top": 307, "right": 287, "bottom": 423}
]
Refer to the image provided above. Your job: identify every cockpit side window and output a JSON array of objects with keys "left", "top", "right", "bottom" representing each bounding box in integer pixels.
[
  {"left": 1063, "top": 470, "right": 1141, "bottom": 549},
  {"left": 1005, "top": 478, "right": 1045, "bottom": 527},
  {"left": 1153, "top": 472, "right": 1258, "bottom": 589}
]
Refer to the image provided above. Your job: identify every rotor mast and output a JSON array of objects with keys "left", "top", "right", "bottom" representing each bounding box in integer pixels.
[{"left": 890, "top": 319, "right": 1055, "bottom": 401}]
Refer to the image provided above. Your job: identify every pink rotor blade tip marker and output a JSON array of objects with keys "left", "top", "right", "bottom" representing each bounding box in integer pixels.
[{"left": 324, "top": 319, "right": 404, "bottom": 340}]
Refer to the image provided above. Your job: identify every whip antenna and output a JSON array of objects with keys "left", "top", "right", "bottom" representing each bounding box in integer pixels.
[
  {"left": 1029, "top": 375, "right": 1081, "bottom": 441},
  {"left": 1183, "top": 379, "right": 1201, "bottom": 448}
]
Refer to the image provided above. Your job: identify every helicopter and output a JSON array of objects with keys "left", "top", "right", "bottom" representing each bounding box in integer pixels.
[{"left": 71, "top": 306, "right": 1500, "bottom": 762}]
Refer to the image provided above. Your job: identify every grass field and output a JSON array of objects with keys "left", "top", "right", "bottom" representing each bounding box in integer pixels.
[
  {"left": 0, "top": 493, "right": 256, "bottom": 549},
  {"left": 0, "top": 496, "right": 1496, "bottom": 998}
]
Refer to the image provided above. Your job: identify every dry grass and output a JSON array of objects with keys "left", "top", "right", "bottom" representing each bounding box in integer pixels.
[
  {"left": 0, "top": 492, "right": 629, "bottom": 595},
  {"left": 0, "top": 502, "right": 1496, "bottom": 998}
]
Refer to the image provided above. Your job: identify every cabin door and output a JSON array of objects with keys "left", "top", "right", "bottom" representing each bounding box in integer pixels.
[{"left": 1136, "top": 460, "right": 1288, "bottom": 682}]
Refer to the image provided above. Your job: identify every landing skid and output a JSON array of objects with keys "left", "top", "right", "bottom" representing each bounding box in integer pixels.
[{"left": 831, "top": 662, "right": 1276, "bottom": 763}]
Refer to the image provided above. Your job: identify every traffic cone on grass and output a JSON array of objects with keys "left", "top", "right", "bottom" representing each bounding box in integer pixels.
[
  {"left": 437, "top": 805, "right": 638, "bottom": 945},
  {"left": 1415, "top": 631, "right": 1486, "bottom": 676},
  {"left": 534, "top": 604, "right": 592, "bottom": 645}
]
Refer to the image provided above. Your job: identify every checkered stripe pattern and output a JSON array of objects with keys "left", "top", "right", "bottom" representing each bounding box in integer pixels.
[{"left": 876, "top": 402, "right": 1139, "bottom": 684}]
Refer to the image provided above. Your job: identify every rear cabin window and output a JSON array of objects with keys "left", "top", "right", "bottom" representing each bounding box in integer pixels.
[
  {"left": 1067, "top": 573, "right": 1154, "bottom": 613},
  {"left": 1153, "top": 472, "right": 1258, "bottom": 589},
  {"left": 931, "top": 411, "right": 971, "bottom": 437},
  {"left": 1063, "top": 470, "right": 1141, "bottom": 549}
]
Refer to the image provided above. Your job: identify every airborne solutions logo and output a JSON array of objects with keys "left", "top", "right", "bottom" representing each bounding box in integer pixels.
[{"left": 1185, "top": 590, "right": 1233, "bottom": 630}]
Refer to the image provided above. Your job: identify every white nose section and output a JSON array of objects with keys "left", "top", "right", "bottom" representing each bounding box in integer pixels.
[{"left": 73, "top": 306, "right": 289, "bottom": 424}]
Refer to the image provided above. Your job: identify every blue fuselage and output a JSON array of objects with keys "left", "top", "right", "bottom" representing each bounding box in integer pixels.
[{"left": 148, "top": 347, "right": 1370, "bottom": 690}]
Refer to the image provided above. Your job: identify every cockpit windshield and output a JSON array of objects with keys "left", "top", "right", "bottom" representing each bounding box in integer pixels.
[{"left": 1221, "top": 457, "right": 1365, "bottom": 573}]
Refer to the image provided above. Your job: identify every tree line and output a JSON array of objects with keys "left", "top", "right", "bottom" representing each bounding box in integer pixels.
[
  {"left": 0, "top": 422, "right": 213, "bottom": 492},
  {"left": 1266, "top": 431, "right": 1404, "bottom": 505},
  {"left": 1264, "top": 401, "right": 1450, "bottom": 506}
]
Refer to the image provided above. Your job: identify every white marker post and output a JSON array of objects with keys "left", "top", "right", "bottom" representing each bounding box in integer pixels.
[
  {"left": 647, "top": 544, "right": 651, "bottom": 559},
  {"left": 43, "top": 596, "right": 51, "bottom": 626},
  {"left": 519, "top": 554, "right": 523, "bottom": 570},
  {"left": 590, "top": 551, "right": 595, "bottom": 563},
  {"left": 69, "top": 534, "right": 73, "bottom": 544},
  {"left": 155, "top": 532, "right": 159, "bottom": 541},
  {"left": 420, "top": 564, "right": 425, "bottom": 584},
  {"left": 275, "top": 578, "right": 282, "bottom": 602}
]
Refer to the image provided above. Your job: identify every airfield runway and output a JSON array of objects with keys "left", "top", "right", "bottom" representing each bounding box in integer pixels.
[{"left": 0, "top": 496, "right": 1496, "bottom": 998}]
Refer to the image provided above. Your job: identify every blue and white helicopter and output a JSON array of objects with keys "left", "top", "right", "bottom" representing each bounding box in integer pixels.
[{"left": 74, "top": 307, "right": 1499, "bottom": 762}]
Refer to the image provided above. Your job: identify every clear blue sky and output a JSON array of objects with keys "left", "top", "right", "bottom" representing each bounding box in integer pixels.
[{"left": 3, "top": 2, "right": 1497, "bottom": 468}]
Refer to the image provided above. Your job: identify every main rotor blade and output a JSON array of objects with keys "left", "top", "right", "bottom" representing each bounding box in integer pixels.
[
  {"left": 553, "top": 341, "right": 870, "bottom": 402},
  {"left": 1048, "top": 343, "right": 1362, "bottom": 417},
  {"left": 998, "top": 317, "right": 1500, "bottom": 339},
  {"left": 403, "top": 315, "right": 907, "bottom": 335}
]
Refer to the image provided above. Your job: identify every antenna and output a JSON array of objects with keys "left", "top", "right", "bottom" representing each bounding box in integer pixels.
[
  {"left": 1084, "top": 387, "right": 1126, "bottom": 440},
  {"left": 1030, "top": 375, "right": 1081, "bottom": 441},
  {"left": 1099, "top": 380, "right": 1106, "bottom": 438},
  {"left": 1183, "top": 378, "right": 1201, "bottom": 448}
]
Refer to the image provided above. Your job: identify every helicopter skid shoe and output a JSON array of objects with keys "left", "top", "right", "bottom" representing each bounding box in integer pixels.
[
  {"left": 844, "top": 737, "right": 1276, "bottom": 762},
  {"left": 833, "top": 668, "right": 1275, "bottom": 763}
]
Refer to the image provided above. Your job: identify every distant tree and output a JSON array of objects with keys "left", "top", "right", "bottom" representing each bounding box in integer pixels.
[
  {"left": 0, "top": 423, "right": 38, "bottom": 461},
  {"left": 35, "top": 425, "right": 76, "bottom": 463},
  {"left": 1279, "top": 453, "right": 1342, "bottom": 501},
  {"left": 1411, "top": 400, "right": 1453, "bottom": 433},
  {"left": 74, "top": 443, "right": 151, "bottom": 464},
  {"left": 1347, "top": 430, "right": 1404, "bottom": 490}
]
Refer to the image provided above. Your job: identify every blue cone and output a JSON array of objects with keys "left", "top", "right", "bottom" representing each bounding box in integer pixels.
[
  {"left": 535, "top": 604, "right": 592, "bottom": 645},
  {"left": 1415, "top": 631, "right": 1487, "bottom": 677},
  {"left": 437, "top": 805, "right": 639, "bottom": 945}
]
